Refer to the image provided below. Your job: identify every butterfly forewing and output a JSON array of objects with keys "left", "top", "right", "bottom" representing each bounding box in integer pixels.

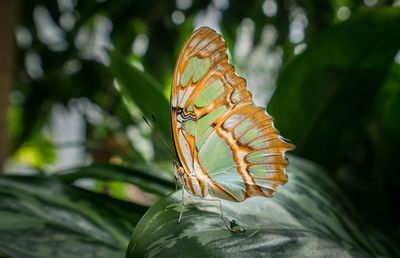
[{"left": 171, "top": 27, "right": 294, "bottom": 202}]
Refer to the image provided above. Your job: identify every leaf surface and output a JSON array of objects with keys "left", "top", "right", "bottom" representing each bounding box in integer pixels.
[
  {"left": 126, "top": 155, "right": 397, "bottom": 257},
  {"left": 0, "top": 175, "right": 144, "bottom": 258}
]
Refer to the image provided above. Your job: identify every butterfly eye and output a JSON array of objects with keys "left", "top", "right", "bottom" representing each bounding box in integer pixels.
[{"left": 177, "top": 167, "right": 185, "bottom": 175}]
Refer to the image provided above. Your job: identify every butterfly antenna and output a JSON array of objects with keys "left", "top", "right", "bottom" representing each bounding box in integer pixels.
[
  {"left": 150, "top": 115, "right": 178, "bottom": 159},
  {"left": 142, "top": 115, "right": 177, "bottom": 160}
]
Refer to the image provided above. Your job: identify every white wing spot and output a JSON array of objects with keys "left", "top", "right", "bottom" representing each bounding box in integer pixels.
[
  {"left": 179, "top": 130, "right": 193, "bottom": 167},
  {"left": 189, "top": 38, "right": 200, "bottom": 48},
  {"left": 206, "top": 42, "right": 216, "bottom": 52},
  {"left": 223, "top": 114, "right": 243, "bottom": 130},
  {"left": 224, "top": 72, "right": 234, "bottom": 84},
  {"left": 230, "top": 89, "right": 241, "bottom": 103},
  {"left": 177, "top": 72, "right": 180, "bottom": 87},
  {"left": 178, "top": 86, "right": 195, "bottom": 108}
]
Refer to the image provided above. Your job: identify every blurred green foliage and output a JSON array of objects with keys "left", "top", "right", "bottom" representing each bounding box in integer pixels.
[{"left": 2, "top": 0, "right": 400, "bottom": 257}]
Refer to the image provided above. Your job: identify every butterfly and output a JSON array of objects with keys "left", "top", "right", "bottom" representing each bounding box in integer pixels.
[{"left": 170, "top": 27, "right": 294, "bottom": 231}]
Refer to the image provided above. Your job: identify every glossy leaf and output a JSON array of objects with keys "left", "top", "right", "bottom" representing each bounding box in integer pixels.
[
  {"left": 268, "top": 7, "right": 400, "bottom": 165},
  {"left": 126, "top": 155, "right": 397, "bottom": 257},
  {"left": 0, "top": 175, "right": 145, "bottom": 258},
  {"left": 378, "top": 62, "right": 400, "bottom": 144},
  {"left": 109, "top": 50, "right": 172, "bottom": 142},
  {"left": 57, "top": 162, "right": 175, "bottom": 196}
]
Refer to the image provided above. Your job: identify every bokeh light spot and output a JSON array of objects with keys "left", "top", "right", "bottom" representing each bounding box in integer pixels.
[
  {"left": 212, "top": 0, "right": 229, "bottom": 10},
  {"left": 172, "top": 10, "right": 185, "bottom": 25},
  {"left": 131, "top": 34, "right": 149, "bottom": 57},
  {"left": 364, "top": 0, "right": 378, "bottom": 7},
  {"left": 394, "top": 49, "right": 400, "bottom": 65},
  {"left": 25, "top": 51, "right": 44, "bottom": 80},
  {"left": 14, "top": 26, "right": 32, "bottom": 49},
  {"left": 262, "top": 0, "right": 277, "bottom": 17},
  {"left": 337, "top": 6, "right": 351, "bottom": 21},
  {"left": 176, "top": 0, "right": 192, "bottom": 10},
  {"left": 294, "top": 43, "right": 307, "bottom": 55}
]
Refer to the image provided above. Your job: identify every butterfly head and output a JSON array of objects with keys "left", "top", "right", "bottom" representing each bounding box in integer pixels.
[{"left": 173, "top": 161, "right": 185, "bottom": 181}]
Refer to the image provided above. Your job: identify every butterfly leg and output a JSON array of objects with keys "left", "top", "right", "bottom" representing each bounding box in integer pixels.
[
  {"left": 177, "top": 188, "right": 185, "bottom": 224},
  {"left": 203, "top": 198, "right": 236, "bottom": 232}
]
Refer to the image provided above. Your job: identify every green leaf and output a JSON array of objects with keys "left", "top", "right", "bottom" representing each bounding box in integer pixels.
[
  {"left": 378, "top": 62, "right": 400, "bottom": 144},
  {"left": 57, "top": 162, "right": 175, "bottom": 196},
  {"left": 126, "top": 155, "right": 398, "bottom": 257},
  {"left": 0, "top": 175, "right": 145, "bottom": 258},
  {"left": 109, "top": 49, "right": 172, "bottom": 142},
  {"left": 268, "top": 7, "right": 400, "bottom": 164}
]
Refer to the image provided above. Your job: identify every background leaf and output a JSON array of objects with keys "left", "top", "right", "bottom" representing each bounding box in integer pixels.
[
  {"left": 0, "top": 175, "right": 146, "bottom": 258},
  {"left": 269, "top": 7, "right": 400, "bottom": 166},
  {"left": 109, "top": 50, "right": 172, "bottom": 142},
  {"left": 267, "top": 7, "right": 400, "bottom": 234},
  {"left": 57, "top": 162, "right": 175, "bottom": 196}
]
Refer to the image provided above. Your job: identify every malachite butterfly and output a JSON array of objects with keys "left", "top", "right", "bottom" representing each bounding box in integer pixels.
[{"left": 170, "top": 27, "right": 294, "bottom": 231}]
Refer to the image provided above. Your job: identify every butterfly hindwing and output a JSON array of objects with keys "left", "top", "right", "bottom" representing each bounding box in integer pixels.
[{"left": 171, "top": 27, "right": 294, "bottom": 201}]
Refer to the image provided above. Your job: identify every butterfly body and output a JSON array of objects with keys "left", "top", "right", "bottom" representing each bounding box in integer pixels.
[{"left": 171, "top": 27, "right": 294, "bottom": 205}]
